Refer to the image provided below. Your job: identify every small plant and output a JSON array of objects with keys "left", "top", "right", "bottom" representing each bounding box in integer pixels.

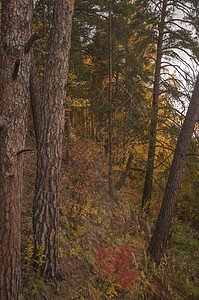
[
  {"left": 59, "top": 247, "right": 64, "bottom": 258},
  {"left": 24, "top": 243, "right": 34, "bottom": 266},
  {"left": 24, "top": 243, "right": 46, "bottom": 268},
  {"left": 96, "top": 243, "right": 138, "bottom": 296},
  {"left": 70, "top": 241, "right": 82, "bottom": 257},
  {"left": 74, "top": 225, "right": 87, "bottom": 238},
  {"left": 35, "top": 245, "right": 46, "bottom": 267}
]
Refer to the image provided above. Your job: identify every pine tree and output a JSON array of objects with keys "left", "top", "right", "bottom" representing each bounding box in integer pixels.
[
  {"left": 0, "top": 0, "right": 32, "bottom": 298},
  {"left": 149, "top": 73, "right": 199, "bottom": 264},
  {"left": 142, "top": 0, "right": 169, "bottom": 212},
  {"left": 133, "top": 0, "right": 199, "bottom": 212},
  {"left": 32, "top": 0, "right": 75, "bottom": 281}
]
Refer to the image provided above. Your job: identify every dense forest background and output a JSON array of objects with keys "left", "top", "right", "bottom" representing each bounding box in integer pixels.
[{"left": 0, "top": 0, "right": 199, "bottom": 299}]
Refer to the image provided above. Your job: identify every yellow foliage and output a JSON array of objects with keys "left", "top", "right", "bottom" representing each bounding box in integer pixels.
[
  {"left": 106, "top": 285, "right": 118, "bottom": 298},
  {"left": 24, "top": 243, "right": 34, "bottom": 266}
]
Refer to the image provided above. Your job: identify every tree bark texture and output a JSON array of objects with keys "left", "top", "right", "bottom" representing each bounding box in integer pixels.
[
  {"left": 33, "top": 0, "right": 75, "bottom": 280},
  {"left": 149, "top": 73, "right": 199, "bottom": 265},
  {"left": 142, "top": 0, "right": 168, "bottom": 212},
  {"left": 0, "top": 0, "right": 32, "bottom": 299}
]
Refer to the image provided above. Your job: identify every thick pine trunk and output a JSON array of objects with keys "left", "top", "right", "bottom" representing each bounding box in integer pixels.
[
  {"left": 0, "top": 0, "right": 32, "bottom": 298},
  {"left": 142, "top": 0, "right": 168, "bottom": 212},
  {"left": 149, "top": 74, "right": 199, "bottom": 265},
  {"left": 33, "top": 0, "right": 75, "bottom": 280}
]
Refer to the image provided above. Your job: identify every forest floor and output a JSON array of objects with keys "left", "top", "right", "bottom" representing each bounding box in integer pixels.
[{"left": 21, "top": 124, "right": 199, "bottom": 300}]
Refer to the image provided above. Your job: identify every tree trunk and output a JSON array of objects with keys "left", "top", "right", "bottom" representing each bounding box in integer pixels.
[
  {"left": 142, "top": 0, "right": 168, "bottom": 212},
  {"left": 33, "top": 0, "right": 75, "bottom": 281},
  {"left": 149, "top": 73, "right": 199, "bottom": 265},
  {"left": 0, "top": 0, "right": 32, "bottom": 298}
]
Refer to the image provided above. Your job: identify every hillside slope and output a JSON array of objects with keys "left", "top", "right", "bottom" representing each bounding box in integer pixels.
[{"left": 21, "top": 125, "right": 199, "bottom": 300}]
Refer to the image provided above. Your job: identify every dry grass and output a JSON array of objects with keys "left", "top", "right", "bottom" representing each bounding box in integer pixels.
[{"left": 21, "top": 124, "right": 199, "bottom": 299}]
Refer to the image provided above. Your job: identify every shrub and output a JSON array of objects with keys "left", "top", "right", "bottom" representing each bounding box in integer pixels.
[{"left": 96, "top": 243, "right": 138, "bottom": 295}]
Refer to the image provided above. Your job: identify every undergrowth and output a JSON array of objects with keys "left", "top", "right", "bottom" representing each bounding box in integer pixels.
[{"left": 21, "top": 137, "right": 199, "bottom": 299}]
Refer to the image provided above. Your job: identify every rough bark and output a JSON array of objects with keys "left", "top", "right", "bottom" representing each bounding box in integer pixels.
[
  {"left": 149, "top": 74, "right": 199, "bottom": 265},
  {"left": 33, "top": 0, "right": 75, "bottom": 280},
  {"left": 0, "top": 0, "right": 32, "bottom": 299},
  {"left": 142, "top": 0, "right": 168, "bottom": 212}
]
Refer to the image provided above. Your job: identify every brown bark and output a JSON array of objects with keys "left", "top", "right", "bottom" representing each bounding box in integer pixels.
[
  {"left": 0, "top": 0, "right": 32, "bottom": 299},
  {"left": 33, "top": 0, "right": 75, "bottom": 280},
  {"left": 149, "top": 73, "right": 199, "bottom": 265},
  {"left": 142, "top": 0, "right": 168, "bottom": 212}
]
